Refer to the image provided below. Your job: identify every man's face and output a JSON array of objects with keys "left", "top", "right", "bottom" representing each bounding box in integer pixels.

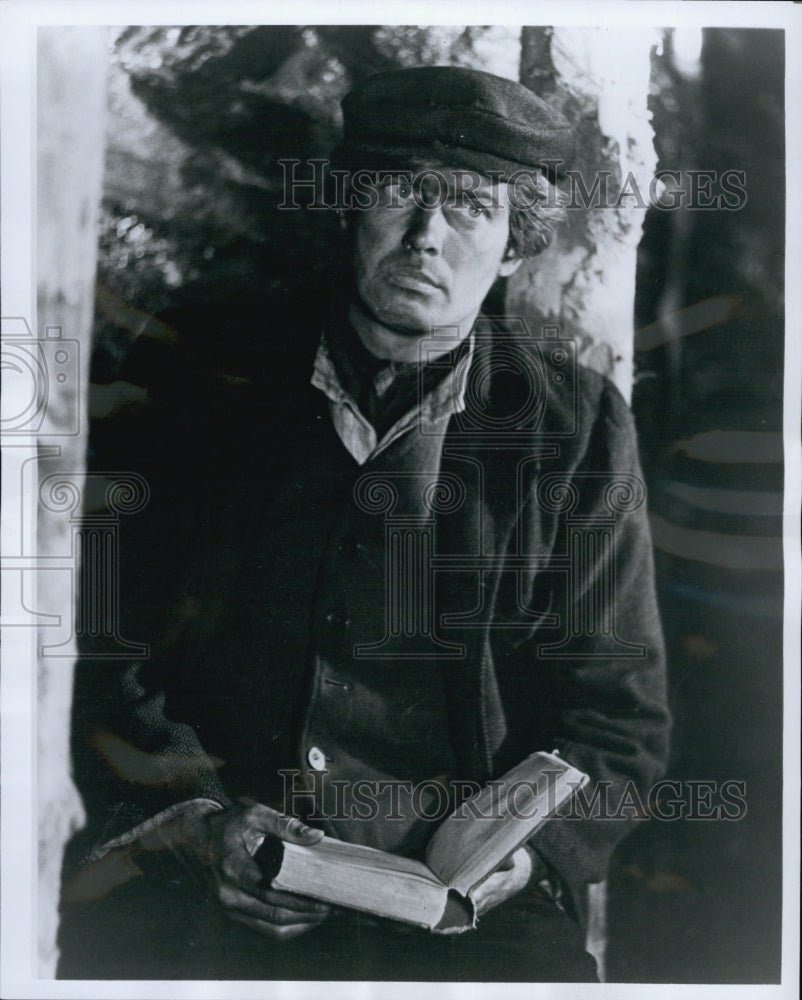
[{"left": 349, "top": 166, "right": 521, "bottom": 341}]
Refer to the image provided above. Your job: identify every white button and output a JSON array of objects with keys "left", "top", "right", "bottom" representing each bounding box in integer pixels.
[{"left": 307, "top": 746, "right": 327, "bottom": 771}]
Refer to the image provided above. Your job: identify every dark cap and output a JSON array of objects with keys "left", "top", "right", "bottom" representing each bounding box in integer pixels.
[{"left": 339, "top": 66, "right": 573, "bottom": 180}]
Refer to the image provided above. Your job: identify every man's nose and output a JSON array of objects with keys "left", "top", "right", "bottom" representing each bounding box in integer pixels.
[{"left": 402, "top": 206, "right": 447, "bottom": 255}]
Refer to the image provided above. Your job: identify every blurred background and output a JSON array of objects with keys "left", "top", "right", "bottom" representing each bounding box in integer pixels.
[{"left": 85, "top": 25, "right": 785, "bottom": 983}]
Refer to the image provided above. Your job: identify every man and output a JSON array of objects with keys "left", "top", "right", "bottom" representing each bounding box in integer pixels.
[{"left": 60, "top": 66, "right": 669, "bottom": 982}]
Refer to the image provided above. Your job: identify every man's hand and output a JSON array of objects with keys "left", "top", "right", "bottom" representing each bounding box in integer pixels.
[
  {"left": 155, "top": 801, "right": 331, "bottom": 940},
  {"left": 469, "top": 845, "right": 534, "bottom": 919}
]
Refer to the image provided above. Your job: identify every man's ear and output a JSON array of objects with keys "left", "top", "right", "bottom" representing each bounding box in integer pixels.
[{"left": 497, "top": 248, "right": 523, "bottom": 278}]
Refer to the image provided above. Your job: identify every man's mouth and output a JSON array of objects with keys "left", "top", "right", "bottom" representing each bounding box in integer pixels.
[{"left": 387, "top": 268, "right": 445, "bottom": 294}]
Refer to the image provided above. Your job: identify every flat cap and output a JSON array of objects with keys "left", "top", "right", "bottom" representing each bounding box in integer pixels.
[{"left": 339, "top": 66, "right": 573, "bottom": 179}]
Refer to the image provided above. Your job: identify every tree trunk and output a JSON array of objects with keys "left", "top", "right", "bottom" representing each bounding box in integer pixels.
[
  {"left": 36, "top": 26, "right": 108, "bottom": 976},
  {"left": 511, "top": 27, "right": 659, "bottom": 400}
]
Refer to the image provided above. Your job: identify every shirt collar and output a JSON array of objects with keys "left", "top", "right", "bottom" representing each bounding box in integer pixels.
[{"left": 311, "top": 320, "right": 475, "bottom": 465}]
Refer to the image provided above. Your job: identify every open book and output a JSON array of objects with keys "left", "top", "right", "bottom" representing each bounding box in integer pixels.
[{"left": 264, "top": 751, "right": 588, "bottom": 932}]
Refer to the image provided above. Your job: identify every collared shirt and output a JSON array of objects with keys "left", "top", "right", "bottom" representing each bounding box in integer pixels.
[{"left": 311, "top": 325, "right": 475, "bottom": 465}]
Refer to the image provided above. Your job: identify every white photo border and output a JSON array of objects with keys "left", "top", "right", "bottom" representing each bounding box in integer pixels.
[{"left": 2, "top": 2, "right": 800, "bottom": 998}]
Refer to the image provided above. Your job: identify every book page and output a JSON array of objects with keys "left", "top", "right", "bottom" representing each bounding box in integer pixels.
[
  {"left": 284, "top": 835, "right": 443, "bottom": 882},
  {"left": 425, "top": 752, "right": 588, "bottom": 895},
  {"left": 272, "top": 837, "right": 449, "bottom": 928}
]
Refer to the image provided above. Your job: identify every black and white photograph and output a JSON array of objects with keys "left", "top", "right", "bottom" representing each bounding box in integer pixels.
[{"left": 1, "top": 2, "right": 799, "bottom": 996}]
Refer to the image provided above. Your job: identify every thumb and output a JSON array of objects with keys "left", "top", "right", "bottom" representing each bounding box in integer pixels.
[
  {"left": 240, "top": 803, "right": 324, "bottom": 849},
  {"left": 274, "top": 813, "right": 325, "bottom": 847}
]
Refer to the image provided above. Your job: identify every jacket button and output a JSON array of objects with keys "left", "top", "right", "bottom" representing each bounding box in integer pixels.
[
  {"left": 325, "top": 610, "right": 350, "bottom": 631},
  {"left": 307, "top": 746, "right": 327, "bottom": 771}
]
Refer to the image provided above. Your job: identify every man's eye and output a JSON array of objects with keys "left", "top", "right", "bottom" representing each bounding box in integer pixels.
[
  {"left": 380, "top": 180, "right": 413, "bottom": 202},
  {"left": 454, "top": 199, "right": 487, "bottom": 219}
]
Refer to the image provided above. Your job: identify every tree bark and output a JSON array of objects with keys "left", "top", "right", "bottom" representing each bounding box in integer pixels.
[
  {"left": 36, "top": 26, "right": 108, "bottom": 976},
  {"left": 512, "top": 27, "right": 660, "bottom": 400}
]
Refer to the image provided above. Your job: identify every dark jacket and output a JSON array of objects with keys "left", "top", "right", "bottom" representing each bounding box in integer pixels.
[{"left": 71, "top": 296, "right": 670, "bottom": 916}]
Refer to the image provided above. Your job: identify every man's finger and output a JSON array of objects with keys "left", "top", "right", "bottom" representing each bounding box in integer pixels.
[
  {"left": 218, "top": 882, "right": 330, "bottom": 927},
  {"left": 228, "top": 911, "right": 319, "bottom": 941},
  {"left": 471, "top": 847, "right": 533, "bottom": 916},
  {"left": 237, "top": 874, "right": 332, "bottom": 915},
  {"left": 239, "top": 804, "right": 324, "bottom": 847},
  {"left": 255, "top": 887, "right": 331, "bottom": 914},
  {"left": 274, "top": 813, "right": 325, "bottom": 846},
  {"left": 225, "top": 846, "right": 329, "bottom": 915},
  {"left": 220, "top": 845, "right": 263, "bottom": 891}
]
